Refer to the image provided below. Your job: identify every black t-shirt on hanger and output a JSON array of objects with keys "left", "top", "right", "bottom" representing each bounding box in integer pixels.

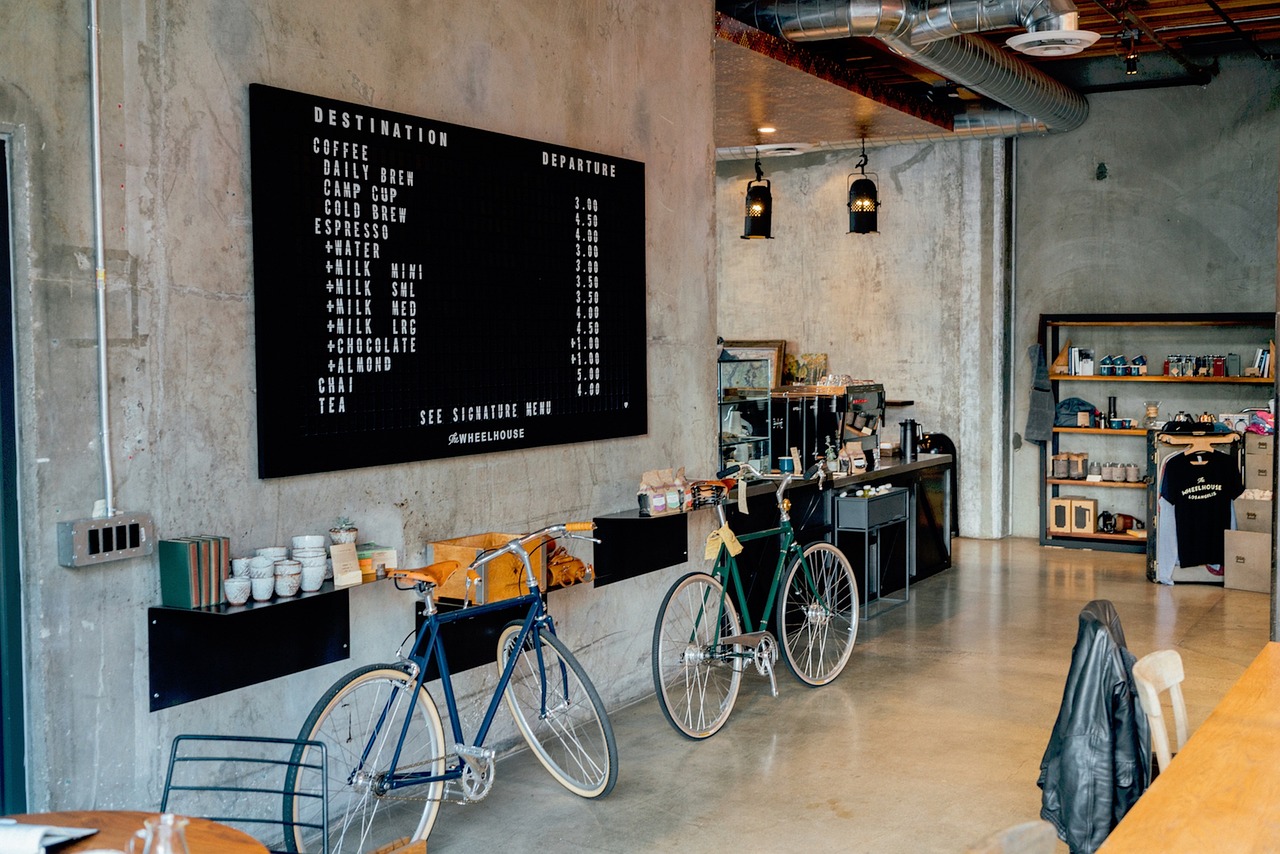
[{"left": 1160, "top": 450, "right": 1244, "bottom": 567}]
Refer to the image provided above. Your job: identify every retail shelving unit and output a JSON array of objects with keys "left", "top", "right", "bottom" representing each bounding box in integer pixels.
[
  {"left": 1037, "top": 312, "right": 1274, "bottom": 554},
  {"left": 717, "top": 357, "right": 772, "bottom": 470}
]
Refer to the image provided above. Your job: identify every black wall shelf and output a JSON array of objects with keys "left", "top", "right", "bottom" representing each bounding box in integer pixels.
[{"left": 148, "top": 587, "right": 351, "bottom": 711}]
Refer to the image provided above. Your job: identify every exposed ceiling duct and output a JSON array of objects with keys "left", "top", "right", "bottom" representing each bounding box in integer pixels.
[{"left": 723, "top": 0, "right": 1093, "bottom": 134}]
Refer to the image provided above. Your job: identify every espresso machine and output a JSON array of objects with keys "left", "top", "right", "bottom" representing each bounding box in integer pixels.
[{"left": 770, "top": 381, "right": 884, "bottom": 472}]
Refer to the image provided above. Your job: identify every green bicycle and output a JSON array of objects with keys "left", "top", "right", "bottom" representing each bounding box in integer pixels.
[{"left": 651, "top": 463, "right": 859, "bottom": 739}]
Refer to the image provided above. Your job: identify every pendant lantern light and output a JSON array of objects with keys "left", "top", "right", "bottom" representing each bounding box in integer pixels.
[
  {"left": 847, "top": 139, "right": 880, "bottom": 235},
  {"left": 742, "top": 152, "right": 773, "bottom": 239}
]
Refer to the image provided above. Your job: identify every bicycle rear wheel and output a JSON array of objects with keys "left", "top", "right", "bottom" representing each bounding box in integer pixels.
[
  {"left": 651, "top": 571, "right": 743, "bottom": 739},
  {"left": 777, "top": 542, "right": 858, "bottom": 686},
  {"left": 290, "top": 664, "right": 446, "bottom": 852},
  {"left": 497, "top": 623, "right": 618, "bottom": 798}
]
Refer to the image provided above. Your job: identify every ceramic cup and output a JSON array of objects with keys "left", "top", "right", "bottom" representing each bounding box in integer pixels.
[
  {"left": 300, "top": 563, "right": 325, "bottom": 592},
  {"left": 275, "top": 569, "right": 302, "bottom": 597},
  {"left": 230, "top": 557, "right": 252, "bottom": 577},
  {"left": 256, "top": 546, "right": 288, "bottom": 559},
  {"left": 247, "top": 556, "right": 275, "bottom": 578},
  {"left": 274, "top": 558, "right": 302, "bottom": 575},
  {"left": 293, "top": 534, "right": 326, "bottom": 550},
  {"left": 223, "top": 575, "right": 251, "bottom": 606},
  {"left": 292, "top": 547, "right": 326, "bottom": 560},
  {"left": 250, "top": 575, "right": 275, "bottom": 601}
]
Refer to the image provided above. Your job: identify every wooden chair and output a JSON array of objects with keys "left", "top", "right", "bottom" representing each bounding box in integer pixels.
[
  {"left": 962, "top": 819, "right": 1058, "bottom": 854},
  {"left": 1132, "top": 649, "right": 1189, "bottom": 776},
  {"left": 161, "top": 734, "right": 329, "bottom": 854}
]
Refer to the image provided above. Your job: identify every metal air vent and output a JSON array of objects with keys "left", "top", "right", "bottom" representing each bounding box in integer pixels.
[{"left": 1006, "top": 29, "right": 1100, "bottom": 56}]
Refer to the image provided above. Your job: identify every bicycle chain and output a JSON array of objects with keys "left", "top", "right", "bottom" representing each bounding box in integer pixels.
[{"left": 354, "top": 752, "right": 479, "bottom": 804}]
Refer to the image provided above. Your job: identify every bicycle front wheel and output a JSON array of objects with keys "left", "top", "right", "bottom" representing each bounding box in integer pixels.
[
  {"left": 290, "top": 664, "right": 446, "bottom": 853},
  {"left": 777, "top": 542, "right": 859, "bottom": 686},
  {"left": 497, "top": 623, "right": 618, "bottom": 798},
  {"left": 651, "top": 571, "right": 743, "bottom": 739}
]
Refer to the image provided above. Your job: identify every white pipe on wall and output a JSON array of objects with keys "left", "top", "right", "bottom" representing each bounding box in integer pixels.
[{"left": 87, "top": 0, "right": 115, "bottom": 517}]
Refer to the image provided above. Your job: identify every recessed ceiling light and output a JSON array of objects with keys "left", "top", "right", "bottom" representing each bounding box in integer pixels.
[{"left": 758, "top": 126, "right": 777, "bottom": 134}]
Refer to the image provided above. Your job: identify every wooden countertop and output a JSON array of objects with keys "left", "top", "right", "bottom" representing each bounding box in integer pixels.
[
  {"left": 5, "top": 809, "right": 269, "bottom": 853},
  {"left": 1099, "top": 641, "right": 1280, "bottom": 852}
]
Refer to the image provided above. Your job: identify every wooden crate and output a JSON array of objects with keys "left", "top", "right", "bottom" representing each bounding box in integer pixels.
[{"left": 430, "top": 532, "right": 545, "bottom": 604}]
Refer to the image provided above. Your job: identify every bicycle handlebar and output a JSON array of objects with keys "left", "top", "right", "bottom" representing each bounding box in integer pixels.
[{"left": 470, "top": 523, "right": 597, "bottom": 571}]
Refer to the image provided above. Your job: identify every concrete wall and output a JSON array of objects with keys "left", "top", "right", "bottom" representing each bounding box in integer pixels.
[
  {"left": 1010, "top": 57, "right": 1280, "bottom": 538},
  {"left": 716, "top": 140, "right": 1012, "bottom": 538},
  {"left": 2, "top": 0, "right": 715, "bottom": 809}
]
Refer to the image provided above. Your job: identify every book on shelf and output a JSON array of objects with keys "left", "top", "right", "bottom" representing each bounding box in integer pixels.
[
  {"left": 158, "top": 538, "right": 200, "bottom": 609},
  {"left": 157, "top": 534, "right": 231, "bottom": 609},
  {"left": 1068, "top": 347, "right": 1095, "bottom": 376}
]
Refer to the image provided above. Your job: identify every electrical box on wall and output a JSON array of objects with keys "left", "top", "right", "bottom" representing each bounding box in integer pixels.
[{"left": 57, "top": 511, "right": 155, "bottom": 567}]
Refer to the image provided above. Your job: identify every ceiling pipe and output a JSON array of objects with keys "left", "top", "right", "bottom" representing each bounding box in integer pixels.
[
  {"left": 911, "top": 0, "right": 1081, "bottom": 45},
  {"left": 728, "top": 0, "right": 1092, "bottom": 132},
  {"left": 884, "top": 32, "right": 1088, "bottom": 131},
  {"left": 1088, "top": 0, "right": 1217, "bottom": 81}
]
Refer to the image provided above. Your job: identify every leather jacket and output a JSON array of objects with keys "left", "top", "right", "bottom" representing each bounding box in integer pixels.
[{"left": 1038, "top": 600, "right": 1151, "bottom": 853}]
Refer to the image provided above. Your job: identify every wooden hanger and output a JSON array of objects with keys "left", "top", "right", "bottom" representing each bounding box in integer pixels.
[{"left": 1158, "top": 431, "right": 1240, "bottom": 461}]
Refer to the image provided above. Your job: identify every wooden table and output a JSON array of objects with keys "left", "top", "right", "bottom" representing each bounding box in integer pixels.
[
  {"left": 1100, "top": 641, "right": 1280, "bottom": 852},
  {"left": 4, "top": 810, "right": 268, "bottom": 853}
]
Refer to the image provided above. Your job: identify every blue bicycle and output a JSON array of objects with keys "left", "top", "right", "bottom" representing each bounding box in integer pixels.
[{"left": 287, "top": 523, "right": 617, "bottom": 852}]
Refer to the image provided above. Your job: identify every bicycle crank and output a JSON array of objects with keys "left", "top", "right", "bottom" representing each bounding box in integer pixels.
[
  {"left": 450, "top": 744, "right": 496, "bottom": 802},
  {"left": 720, "top": 631, "right": 779, "bottom": 697}
]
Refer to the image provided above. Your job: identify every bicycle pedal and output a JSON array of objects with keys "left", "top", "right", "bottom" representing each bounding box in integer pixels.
[{"left": 454, "top": 744, "right": 495, "bottom": 762}]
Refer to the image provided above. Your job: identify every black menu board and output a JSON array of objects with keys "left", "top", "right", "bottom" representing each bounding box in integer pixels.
[{"left": 248, "top": 84, "right": 647, "bottom": 477}]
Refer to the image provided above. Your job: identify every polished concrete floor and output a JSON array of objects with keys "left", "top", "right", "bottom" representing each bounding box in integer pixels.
[{"left": 417, "top": 537, "right": 1273, "bottom": 853}]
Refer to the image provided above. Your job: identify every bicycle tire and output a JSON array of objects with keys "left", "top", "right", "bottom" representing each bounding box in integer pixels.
[
  {"left": 288, "top": 664, "right": 446, "bottom": 853},
  {"left": 497, "top": 623, "right": 618, "bottom": 798},
  {"left": 651, "top": 571, "right": 743, "bottom": 739},
  {"left": 777, "top": 542, "right": 858, "bottom": 686}
]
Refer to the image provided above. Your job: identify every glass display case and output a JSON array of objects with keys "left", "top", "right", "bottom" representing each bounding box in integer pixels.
[{"left": 717, "top": 357, "right": 772, "bottom": 471}]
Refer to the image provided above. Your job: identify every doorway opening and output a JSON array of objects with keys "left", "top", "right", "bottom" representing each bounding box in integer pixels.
[{"left": 0, "top": 136, "right": 27, "bottom": 813}]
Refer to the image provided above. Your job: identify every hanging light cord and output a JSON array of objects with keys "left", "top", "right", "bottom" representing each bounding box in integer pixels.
[
  {"left": 753, "top": 155, "right": 764, "bottom": 182},
  {"left": 855, "top": 138, "right": 869, "bottom": 175}
]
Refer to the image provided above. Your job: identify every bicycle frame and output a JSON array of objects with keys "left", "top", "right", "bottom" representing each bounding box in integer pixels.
[
  {"left": 711, "top": 519, "right": 802, "bottom": 635},
  {"left": 367, "top": 588, "right": 558, "bottom": 794},
  {"left": 704, "top": 473, "right": 808, "bottom": 633}
]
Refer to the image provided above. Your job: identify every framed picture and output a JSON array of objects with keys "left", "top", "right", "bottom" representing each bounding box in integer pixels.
[{"left": 719, "top": 339, "right": 786, "bottom": 390}]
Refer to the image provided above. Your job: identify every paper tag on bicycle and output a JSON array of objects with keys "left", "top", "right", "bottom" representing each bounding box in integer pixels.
[
  {"left": 705, "top": 524, "right": 743, "bottom": 560},
  {"left": 736, "top": 479, "right": 748, "bottom": 515}
]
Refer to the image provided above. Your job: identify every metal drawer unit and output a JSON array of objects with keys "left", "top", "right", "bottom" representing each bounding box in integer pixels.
[{"left": 832, "top": 486, "right": 914, "bottom": 618}]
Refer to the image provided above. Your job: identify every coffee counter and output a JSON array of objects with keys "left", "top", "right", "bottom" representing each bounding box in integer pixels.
[{"left": 593, "top": 454, "right": 954, "bottom": 595}]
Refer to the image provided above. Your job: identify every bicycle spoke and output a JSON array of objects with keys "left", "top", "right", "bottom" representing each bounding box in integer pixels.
[
  {"left": 652, "top": 573, "right": 741, "bottom": 739},
  {"left": 499, "top": 624, "right": 618, "bottom": 798},
  {"left": 778, "top": 544, "right": 858, "bottom": 687}
]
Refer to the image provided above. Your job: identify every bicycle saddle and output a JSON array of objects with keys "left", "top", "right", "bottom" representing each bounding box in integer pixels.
[
  {"left": 688, "top": 478, "right": 736, "bottom": 508},
  {"left": 387, "top": 560, "right": 466, "bottom": 589}
]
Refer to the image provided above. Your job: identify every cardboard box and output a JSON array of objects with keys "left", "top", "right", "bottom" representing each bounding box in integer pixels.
[
  {"left": 1070, "top": 498, "right": 1097, "bottom": 534},
  {"left": 1244, "top": 455, "right": 1273, "bottom": 491},
  {"left": 1235, "top": 498, "right": 1273, "bottom": 536},
  {"left": 430, "top": 532, "right": 546, "bottom": 604},
  {"left": 1245, "top": 432, "right": 1273, "bottom": 456},
  {"left": 1224, "top": 529, "right": 1271, "bottom": 593},
  {"left": 1049, "top": 496, "right": 1076, "bottom": 533}
]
